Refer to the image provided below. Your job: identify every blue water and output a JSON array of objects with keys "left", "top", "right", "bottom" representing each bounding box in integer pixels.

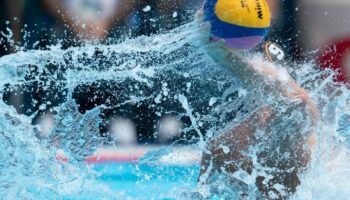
[{"left": 90, "top": 163, "right": 199, "bottom": 199}]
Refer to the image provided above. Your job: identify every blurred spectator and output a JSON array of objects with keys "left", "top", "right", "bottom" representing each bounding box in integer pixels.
[
  {"left": 318, "top": 38, "right": 350, "bottom": 85},
  {"left": 299, "top": 1, "right": 350, "bottom": 84},
  {"left": 266, "top": 0, "right": 281, "bottom": 19},
  {"left": 298, "top": 0, "right": 350, "bottom": 52},
  {"left": 42, "top": 0, "right": 135, "bottom": 40}
]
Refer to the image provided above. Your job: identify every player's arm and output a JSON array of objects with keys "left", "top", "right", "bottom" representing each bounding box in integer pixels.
[{"left": 199, "top": 106, "right": 273, "bottom": 183}]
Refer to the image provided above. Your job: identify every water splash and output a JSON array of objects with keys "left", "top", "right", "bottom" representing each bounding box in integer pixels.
[{"left": 0, "top": 20, "right": 350, "bottom": 199}]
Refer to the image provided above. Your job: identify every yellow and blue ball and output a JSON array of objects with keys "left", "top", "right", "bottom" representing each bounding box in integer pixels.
[{"left": 204, "top": 0, "right": 271, "bottom": 50}]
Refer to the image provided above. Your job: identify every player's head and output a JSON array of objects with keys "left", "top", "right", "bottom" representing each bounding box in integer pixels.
[{"left": 203, "top": 0, "right": 271, "bottom": 50}]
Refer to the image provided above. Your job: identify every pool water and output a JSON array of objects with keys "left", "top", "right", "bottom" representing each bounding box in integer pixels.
[{"left": 80, "top": 163, "right": 199, "bottom": 199}]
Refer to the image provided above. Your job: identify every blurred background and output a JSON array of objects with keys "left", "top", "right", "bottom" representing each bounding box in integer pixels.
[{"left": 1, "top": 0, "right": 350, "bottom": 148}]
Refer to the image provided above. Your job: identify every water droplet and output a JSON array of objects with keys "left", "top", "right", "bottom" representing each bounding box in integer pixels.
[
  {"left": 143, "top": 5, "right": 151, "bottom": 12},
  {"left": 173, "top": 12, "right": 178, "bottom": 18}
]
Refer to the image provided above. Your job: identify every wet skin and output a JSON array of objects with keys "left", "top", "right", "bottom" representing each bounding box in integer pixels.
[{"left": 198, "top": 41, "right": 319, "bottom": 199}]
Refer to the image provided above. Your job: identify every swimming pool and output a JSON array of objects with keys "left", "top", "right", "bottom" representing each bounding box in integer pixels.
[
  {"left": 91, "top": 162, "right": 200, "bottom": 199},
  {"left": 55, "top": 146, "right": 202, "bottom": 199}
]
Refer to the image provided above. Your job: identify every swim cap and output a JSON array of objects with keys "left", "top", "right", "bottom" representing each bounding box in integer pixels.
[{"left": 204, "top": 0, "right": 271, "bottom": 50}]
